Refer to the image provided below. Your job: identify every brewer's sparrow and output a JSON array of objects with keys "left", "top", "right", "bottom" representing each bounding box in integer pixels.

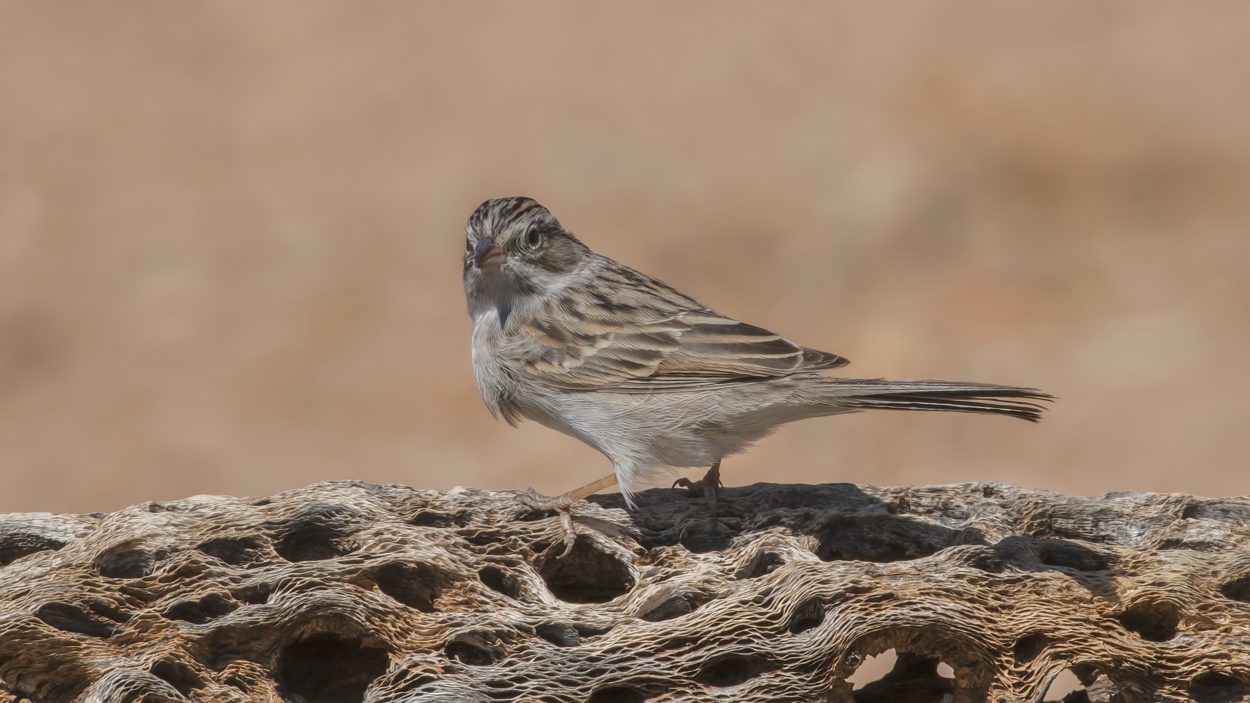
[{"left": 463, "top": 197, "right": 1049, "bottom": 555}]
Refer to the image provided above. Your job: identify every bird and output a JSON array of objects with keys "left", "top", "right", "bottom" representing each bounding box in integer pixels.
[{"left": 462, "top": 196, "right": 1050, "bottom": 556}]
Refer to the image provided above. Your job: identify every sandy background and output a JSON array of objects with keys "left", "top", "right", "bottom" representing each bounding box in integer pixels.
[{"left": 0, "top": 2, "right": 1247, "bottom": 515}]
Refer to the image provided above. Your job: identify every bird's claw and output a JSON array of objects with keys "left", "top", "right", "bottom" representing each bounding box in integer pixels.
[
  {"left": 674, "top": 463, "right": 724, "bottom": 529},
  {"left": 556, "top": 509, "right": 576, "bottom": 558},
  {"left": 519, "top": 488, "right": 577, "bottom": 558},
  {"left": 672, "top": 474, "right": 723, "bottom": 496},
  {"left": 671, "top": 477, "right": 697, "bottom": 492}
]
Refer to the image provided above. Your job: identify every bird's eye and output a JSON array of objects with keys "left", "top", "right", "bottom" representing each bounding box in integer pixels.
[{"left": 524, "top": 226, "right": 542, "bottom": 250}]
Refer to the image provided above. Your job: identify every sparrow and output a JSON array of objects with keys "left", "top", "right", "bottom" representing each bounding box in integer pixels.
[{"left": 463, "top": 196, "right": 1050, "bottom": 555}]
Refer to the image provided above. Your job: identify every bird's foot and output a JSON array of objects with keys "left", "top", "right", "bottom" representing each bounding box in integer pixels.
[
  {"left": 672, "top": 461, "right": 723, "bottom": 530},
  {"left": 518, "top": 488, "right": 574, "bottom": 513},
  {"left": 517, "top": 473, "right": 620, "bottom": 559},
  {"left": 519, "top": 489, "right": 578, "bottom": 558}
]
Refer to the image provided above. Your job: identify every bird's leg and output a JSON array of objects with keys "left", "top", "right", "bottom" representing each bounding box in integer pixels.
[
  {"left": 672, "top": 459, "right": 723, "bottom": 527},
  {"left": 518, "top": 473, "right": 619, "bottom": 558}
]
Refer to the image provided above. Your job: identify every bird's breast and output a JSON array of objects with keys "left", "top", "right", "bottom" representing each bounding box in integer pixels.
[{"left": 470, "top": 309, "right": 513, "bottom": 417}]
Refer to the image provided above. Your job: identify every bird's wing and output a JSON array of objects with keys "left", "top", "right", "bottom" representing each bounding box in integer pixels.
[{"left": 511, "top": 261, "right": 848, "bottom": 392}]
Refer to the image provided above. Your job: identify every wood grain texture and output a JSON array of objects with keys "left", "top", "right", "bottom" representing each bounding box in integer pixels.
[{"left": 1, "top": 480, "right": 1249, "bottom": 702}]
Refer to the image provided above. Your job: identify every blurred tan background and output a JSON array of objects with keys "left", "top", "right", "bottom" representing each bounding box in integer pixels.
[{"left": 1, "top": 2, "right": 1248, "bottom": 515}]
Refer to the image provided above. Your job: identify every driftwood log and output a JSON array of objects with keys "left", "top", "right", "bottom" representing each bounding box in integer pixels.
[{"left": 1, "top": 480, "right": 1249, "bottom": 703}]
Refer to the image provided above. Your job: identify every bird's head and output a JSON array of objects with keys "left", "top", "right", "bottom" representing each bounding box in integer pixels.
[{"left": 462, "top": 197, "right": 591, "bottom": 293}]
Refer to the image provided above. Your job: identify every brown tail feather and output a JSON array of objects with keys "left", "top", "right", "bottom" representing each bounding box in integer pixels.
[{"left": 815, "top": 378, "right": 1053, "bottom": 422}]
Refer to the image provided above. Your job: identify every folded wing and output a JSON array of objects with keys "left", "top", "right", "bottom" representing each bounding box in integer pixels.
[{"left": 513, "top": 261, "right": 847, "bottom": 392}]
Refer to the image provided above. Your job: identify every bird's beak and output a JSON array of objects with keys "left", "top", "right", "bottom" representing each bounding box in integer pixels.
[{"left": 474, "top": 236, "right": 506, "bottom": 270}]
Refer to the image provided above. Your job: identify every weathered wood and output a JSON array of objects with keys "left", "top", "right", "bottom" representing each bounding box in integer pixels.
[{"left": 1, "top": 480, "right": 1248, "bottom": 702}]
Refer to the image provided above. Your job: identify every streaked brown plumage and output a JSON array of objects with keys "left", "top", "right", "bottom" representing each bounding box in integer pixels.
[{"left": 462, "top": 196, "right": 1051, "bottom": 554}]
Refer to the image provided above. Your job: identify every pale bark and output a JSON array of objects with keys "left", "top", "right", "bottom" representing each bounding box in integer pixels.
[{"left": 1, "top": 480, "right": 1248, "bottom": 702}]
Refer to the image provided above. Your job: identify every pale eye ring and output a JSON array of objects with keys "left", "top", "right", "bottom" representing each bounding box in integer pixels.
[{"left": 524, "top": 226, "right": 542, "bottom": 250}]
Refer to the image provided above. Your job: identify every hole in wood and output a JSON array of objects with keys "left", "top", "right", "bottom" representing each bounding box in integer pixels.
[
  {"left": 92, "top": 546, "right": 155, "bottom": 579},
  {"left": 1034, "top": 539, "right": 1110, "bottom": 572},
  {"left": 269, "top": 503, "right": 363, "bottom": 562},
  {"left": 444, "top": 631, "right": 503, "bottom": 666},
  {"left": 477, "top": 565, "right": 521, "bottom": 599},
  {"left": 1013, "top": 632, "right": 1048, "bottom": 662},
  {"left": 788, "top": 597, "right": 825, "bottom": 634},
  {"left": 0, "top": 530, "right": 66, "bottom": 566},
  {"left": 276, "top": 632, "right": 389, "bottom": 703},
  {"left": 695, "top": 654, "right": 773, "bottom": 687},
  {"left": 736, "top": 550, "right": 784, "bottom": 579},
  {"left": 537, "top": 536, "right": 634, "bottom": 604},
  {"left": 35, "top": 602, "right": 116, "bottom": 638},
  {"left": 149, "top": 659, "right": 203, "bottom": 696},
  {"left": 1182, "top": 501, "right": 1250, "bottom": 523},
  {"left": 1042, "top": 669, "right": 1084, "bottom": 701},
  {"left": 1190, "top": 672, "right": 1250, "bottom": 703},
  {"left": 273, "top": 523, "right": 355, "bottom": 562},
  {"left": 197, "top": 536, "right": 265, "bottom": 567},
  {"left": 1221, "top": 575, "right": 1250, "bottom": 603},
  {"left": 162, "top": 592, "right": 239, "bottom": 624},
  {"left": 372, "top": 561, "right": 443, "bottom": 612},
  {"left": 1117, "top": 601, "right": 1179, "bottom": 642},
  {"left": 850, "top": 651, "right": 953, "bottom": 702},
  {"left": 534, "top": 622, "right": 580, "bottom": 647},
  {"left": 1047, "top": 671, "right": 1121, "bottom": 702},
  {"left": 848, "top": 649, "right": 897, "bottom": 690}
]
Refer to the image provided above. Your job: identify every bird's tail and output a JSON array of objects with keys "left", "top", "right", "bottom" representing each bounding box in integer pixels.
[{"left": 806, "top": 377, "right": 1052, "bottom": 422}]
